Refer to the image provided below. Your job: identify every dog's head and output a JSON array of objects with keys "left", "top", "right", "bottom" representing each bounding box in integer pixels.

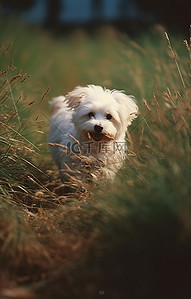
[{"left": 65, "top": 85, "right": 138, "bottom": 142}]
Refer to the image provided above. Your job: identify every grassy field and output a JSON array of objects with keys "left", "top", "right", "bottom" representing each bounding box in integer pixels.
[{"left": 0, "top": 17, "right": 191, "bottom": 298}]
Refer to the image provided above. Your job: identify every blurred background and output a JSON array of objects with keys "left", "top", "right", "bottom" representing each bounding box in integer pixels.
[{"left": 0, "top": 0, "right": 190, "bottom": 33}]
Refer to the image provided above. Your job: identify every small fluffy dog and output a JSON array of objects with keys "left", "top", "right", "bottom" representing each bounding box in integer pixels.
[{"left": 49, "top": 85, "right": 138, "bottom": 181}]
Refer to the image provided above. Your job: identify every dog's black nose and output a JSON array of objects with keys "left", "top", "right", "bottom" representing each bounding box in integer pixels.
[{"left": 94, "top": 125, "right": 103, "bottom": 133}]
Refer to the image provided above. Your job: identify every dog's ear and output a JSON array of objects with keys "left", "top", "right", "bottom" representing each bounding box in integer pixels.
[
  {"left": 112, "top": 91, "right": 138, "bottom": 126},
  {"left": 65, "top": 86, "right": 88, "bottom": 109}
]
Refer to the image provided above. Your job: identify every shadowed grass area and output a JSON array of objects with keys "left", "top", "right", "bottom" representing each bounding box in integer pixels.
[{"left": 0, "top": 17, "right": 191, "bottom": 298}]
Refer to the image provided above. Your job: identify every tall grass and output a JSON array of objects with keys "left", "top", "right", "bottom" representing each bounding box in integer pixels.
[{"left": 0, "top": 17, "right": 191, "bottom": 298}]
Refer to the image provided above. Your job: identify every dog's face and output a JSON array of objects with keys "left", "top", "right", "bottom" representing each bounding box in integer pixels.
[{"left": 65, "top": 85, "right": 138, "bottom": 143}]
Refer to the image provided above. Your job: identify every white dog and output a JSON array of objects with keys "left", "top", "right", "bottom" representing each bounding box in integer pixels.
[{"left": 49, "top": 85, "right": 138, "bottom": 181}]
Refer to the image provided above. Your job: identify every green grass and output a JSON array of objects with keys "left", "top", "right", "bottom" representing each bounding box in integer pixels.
[{"left": 0, "top": 17, "right": 191, "bottom": 298}]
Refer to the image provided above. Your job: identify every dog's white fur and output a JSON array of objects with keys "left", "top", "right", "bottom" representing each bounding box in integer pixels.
[{"left": 49, "top": 85, "right": 138, "bottom": 181}]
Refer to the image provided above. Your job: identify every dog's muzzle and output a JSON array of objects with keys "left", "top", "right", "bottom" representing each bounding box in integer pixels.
[
  {"left": 86, "top": 124, "right": 114, "bottom": 142},
  {"left": 89, "top": 125, "right": 103, "bottom": 141}
]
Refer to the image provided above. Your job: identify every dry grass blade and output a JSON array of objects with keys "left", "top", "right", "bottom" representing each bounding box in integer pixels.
[
  {"left": 164, "top": 32, "right": 186, "bottom": 89},
  {"left": 41, "top": 88, "right": 51, "bottom": 101},
  {"left": 183, "top": 25, "right": 191, "bottom": 61},
  {"left": 2, "top": 41, "right": 13, "bottom": 56}
]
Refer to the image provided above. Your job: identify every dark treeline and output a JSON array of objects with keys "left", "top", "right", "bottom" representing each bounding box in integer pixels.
[{"left": 0, "top": 0, "right": 189, "bottom": 33}]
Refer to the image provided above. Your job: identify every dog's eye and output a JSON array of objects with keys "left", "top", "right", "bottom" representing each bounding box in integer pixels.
[
  {"left": 106, "top": 113, "right": 112, "bottom": 120},
  {"left": 88, "top": 112, "right": 94, "bottom": 118}
]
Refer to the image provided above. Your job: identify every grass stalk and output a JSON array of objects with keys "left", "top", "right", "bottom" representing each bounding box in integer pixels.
[{"left": 164, "top": 31, "right": 186, "bottom": 89}]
